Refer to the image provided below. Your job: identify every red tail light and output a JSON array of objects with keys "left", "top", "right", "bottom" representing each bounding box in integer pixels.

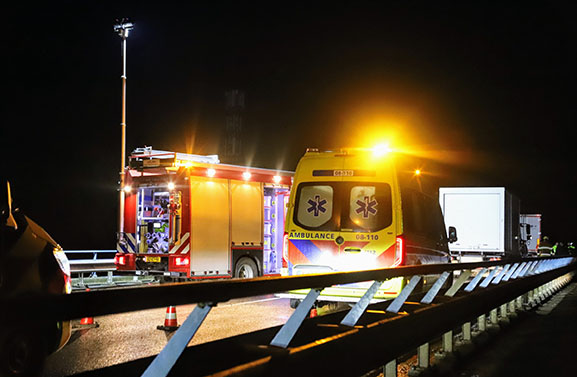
[
  {"left": 175, "top": 256, "right": 190, "bottom": 266},
  {"left": 114, "top": 255, "right": 126, "bottom": 266},
  {"left": 282, "top": 232, "right": 289, "bottom": 268},
  {"left": 392, "top": 237, "right": 404, "bottom": 267}
]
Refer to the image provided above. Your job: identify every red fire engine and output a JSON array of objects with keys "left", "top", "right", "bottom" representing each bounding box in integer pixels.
[{"left": 115, "top": 147, "right": 293, "bottom": 279}]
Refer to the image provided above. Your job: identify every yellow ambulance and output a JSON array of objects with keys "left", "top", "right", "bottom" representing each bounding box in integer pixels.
[{"left": 281, "top": 147, "right": 456, "bottom": 304}]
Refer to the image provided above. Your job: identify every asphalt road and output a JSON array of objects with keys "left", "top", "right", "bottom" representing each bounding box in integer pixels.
[{"left": 42, "top": 295, "right": 293, "bottom": 376}]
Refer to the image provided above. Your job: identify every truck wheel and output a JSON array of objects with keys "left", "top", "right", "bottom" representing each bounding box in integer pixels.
[
  {"left": 235, "top": 257, "right": 258, "bottom": 278},
  {"left": 0, "top": 327, "right": 45, "bottom": 377}
]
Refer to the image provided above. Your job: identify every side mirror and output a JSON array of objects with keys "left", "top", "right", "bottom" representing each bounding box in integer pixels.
[{"left": 448, "top": 226, "right": 458, "bottom": 243}]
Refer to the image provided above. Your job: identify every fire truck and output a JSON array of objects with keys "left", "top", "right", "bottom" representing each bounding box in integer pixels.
[{"left": 115, "top": 147, "right": 293, "bottom": 279}]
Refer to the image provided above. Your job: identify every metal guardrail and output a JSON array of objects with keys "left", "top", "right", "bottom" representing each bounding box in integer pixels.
[
  {"left": 65, "top": 250, "right": 156, "bottom": 289},
  {"left": 65, "top": 250, "right": 117, "bottom": 287},
  {"left": 2, "top": 256, "right": 575, "bottom": 376}
]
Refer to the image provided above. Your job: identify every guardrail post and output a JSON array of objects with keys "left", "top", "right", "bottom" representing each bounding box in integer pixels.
[
  {"left": 508, "top": 300, "right": 516, "bottom": 317},
  {"left": 478, "top": 314, "right": 486, "bottom": 332},
  {"left": 445, "top": 270, "right": 472, "bottom": 297},
  {"left": 142, "top": 302, "right": 214, "bottom": 377},
  {"left": 443, "top": 330, "right": 453, "bottom": 353},
  {"left": 417, "top": 342, "right": 430, "bottom": 369},
  {"left": 421, "top": 271, "right": 450, "bottom": 304},
  {"left": 462, "top": 322, "right": 471, "bottom": 342},
  {"left": 490, "top": 308, "right": 498, "bottom": 325},
  {"left": 387, "top": 276, "right": 421, "bottom": 313},
  {"left": 270, "top": 288, "right": 322, "bottom": 348},
  {"left": 341, "top": 280, "right": 383, "bottom": 327},
  {"left": 500, "top": 303, "right": 508, "bottom": 321},
  {"left": 107, "top": 271, "right": 113, "bottom": 284},
  {"left": 516, "top": 296, "right": 523, "bottom": 311},
  {"left": 384, "top": 359, "right": 397, "bottom": 377}
]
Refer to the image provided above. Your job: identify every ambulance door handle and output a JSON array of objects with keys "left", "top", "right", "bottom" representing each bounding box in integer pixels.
[{"left": 344, "top": 247, "right": 362, "bottom": 253}]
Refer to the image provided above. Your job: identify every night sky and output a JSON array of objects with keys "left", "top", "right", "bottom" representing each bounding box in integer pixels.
[{"left": 3, "top": 2, "right": 576, "bottom": 250}]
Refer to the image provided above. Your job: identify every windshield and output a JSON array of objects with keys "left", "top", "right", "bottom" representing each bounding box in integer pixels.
[{"left": 294, "top": 182, "right": 392, "bottom": 232}]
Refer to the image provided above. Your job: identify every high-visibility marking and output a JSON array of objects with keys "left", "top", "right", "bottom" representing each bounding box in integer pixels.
[{"left": 169, "top": 232, "right": 190, "bottom": 254}]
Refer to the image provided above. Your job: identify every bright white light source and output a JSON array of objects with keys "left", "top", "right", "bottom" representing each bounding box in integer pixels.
[
  {"left": 273, "top": 175, "right": 282, "bottom": 184},
  {"left": 206, "top": 168, "right": 216, "bottom": 178},
  {"left": 242, "top": 172, "right": 252, "bottom": 180},
  {"left": 167, "top": 182, "right": 175, "bottom": 191},
  {"left": 123, "top": 185, "right": 132, "bottom": 193},
  {"left": 372, "top": 143, "right": 392, "bottom": 157}
]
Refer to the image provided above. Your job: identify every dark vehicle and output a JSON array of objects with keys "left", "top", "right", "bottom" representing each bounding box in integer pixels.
[{"left": 0, "top": 183, "right": 71, "bottom": 376}]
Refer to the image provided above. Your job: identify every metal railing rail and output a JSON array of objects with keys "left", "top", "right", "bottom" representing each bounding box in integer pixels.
[
  {"left": 2, "top": 256, "right": 575, "bottom": 377},
  {"left": 65, "top": 250, "right": 117, "bottom": 287}
]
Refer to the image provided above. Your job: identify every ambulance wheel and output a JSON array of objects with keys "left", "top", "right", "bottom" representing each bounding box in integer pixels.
[
  {"left": 235, "top": 257, "right": 258, "bottom": 278},
  {"left": 0, "top": 326, "right": 46, "bottom": 377}
]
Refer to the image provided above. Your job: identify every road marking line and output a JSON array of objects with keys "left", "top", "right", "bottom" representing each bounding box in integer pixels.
[{"left": 220, "top": 297, "right": 283, "bottom": 307}]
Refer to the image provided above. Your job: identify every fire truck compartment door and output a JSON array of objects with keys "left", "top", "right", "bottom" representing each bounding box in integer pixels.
[
  {"left": 189, "top": 177, "right": 230, "bottom": 275},
  {"left": 231, "top": 181, "right": 263, "bottom": 246}
]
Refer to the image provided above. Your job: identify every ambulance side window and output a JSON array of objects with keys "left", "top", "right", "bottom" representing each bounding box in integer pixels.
[{"left": 295, "top": 184, "right": 334, "bottom": 230}]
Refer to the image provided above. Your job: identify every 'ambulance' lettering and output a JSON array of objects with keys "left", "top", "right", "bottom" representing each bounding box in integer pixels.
[{"left": 289, "top": 232, "right": 336, "bottom": 240}]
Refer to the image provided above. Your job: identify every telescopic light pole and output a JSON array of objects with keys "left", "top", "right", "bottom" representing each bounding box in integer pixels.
[{"left": 114, "top": 19, "right": 133, "bottom": 243}]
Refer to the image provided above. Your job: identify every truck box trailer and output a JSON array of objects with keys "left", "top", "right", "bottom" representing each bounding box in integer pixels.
[
  {"left": 439, "top": 187, "right": 521, "bottom": 261},
  {"left": 115, "top": 147, "right": 293, "bottom": 279}
]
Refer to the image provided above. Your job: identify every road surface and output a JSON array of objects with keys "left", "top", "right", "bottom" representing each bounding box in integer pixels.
[{"left": 42, "top": 295, "right": 293, "bottom": 376}]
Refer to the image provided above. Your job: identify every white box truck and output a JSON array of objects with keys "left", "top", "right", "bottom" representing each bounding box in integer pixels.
[{"left": 439, "top": 187, "right": 521, "bottom": 262}]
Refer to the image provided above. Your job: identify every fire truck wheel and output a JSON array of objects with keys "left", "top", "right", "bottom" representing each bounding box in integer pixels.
[
  {"left": 0, "top": 326, "right": 46, "bottom": 377},
  {"left": 234, "top": 257, "right": 258, "bottom": 278}
]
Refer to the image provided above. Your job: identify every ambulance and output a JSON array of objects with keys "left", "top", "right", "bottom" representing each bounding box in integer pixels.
[
  {"left": 115, "top": 147, "right": 293, "bottom": 280},
  {"left": 281, "top": 147, "right": 456, "bottom": 303}
]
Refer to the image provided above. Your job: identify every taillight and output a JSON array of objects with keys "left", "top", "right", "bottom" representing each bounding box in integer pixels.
[
  {"left": 392, "top": 237, "right": 404, "bottom": 267},
  {"left": 282, "top": 232, "right": 289, "bottom": 268},
  {"left": 175, "top": 256, "right": 190, "bottom": 266},
  {"left": 115, "top": 255, "right": 126, "bottom": 266}
]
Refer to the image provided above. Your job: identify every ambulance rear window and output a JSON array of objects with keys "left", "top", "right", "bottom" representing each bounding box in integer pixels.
[
  {"left": 295, "top": 185, "right": 334, "bottom": 230},
  {"left": 294, "top": 182, "right": 392, "bottom": 232}
]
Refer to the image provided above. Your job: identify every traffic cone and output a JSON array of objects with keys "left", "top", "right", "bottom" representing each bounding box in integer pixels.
[
  {"left": 157, "top": 306, "right": 179, "bottom": 331},
  {"left": 310, "top": 308, "right": 318, "bottom": 318},
  {"left": 80, "top": 316, "right": 95, "bottom": 325},
  {"left": 74, "top": 289, "right": 99, "bottom": 329}
]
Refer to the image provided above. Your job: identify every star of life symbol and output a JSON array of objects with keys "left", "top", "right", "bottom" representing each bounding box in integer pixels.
[
  {"left": 307, "top": 195, "right": 327, "bottom": 217},
  {"left": 356, "top": 196, "right": 378, "bottom": 218}
]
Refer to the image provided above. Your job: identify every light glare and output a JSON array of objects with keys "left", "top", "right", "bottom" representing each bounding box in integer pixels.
[{"left": 372, "top": 143, "right": 392, "bottom": 157}]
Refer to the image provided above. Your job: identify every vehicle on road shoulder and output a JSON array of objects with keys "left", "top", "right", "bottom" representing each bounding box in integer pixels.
[
  {"left": 1, "top": 182, "right": 71, "bottom": 376},
  {"left": 280, "top": 147, "right": 456, "bottom": 304},
  {"left": 115, "top": 147, "right": 293, "bottom": 280}
]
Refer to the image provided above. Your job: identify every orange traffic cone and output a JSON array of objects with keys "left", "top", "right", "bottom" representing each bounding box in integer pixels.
[
  {"left": 80, "top": 316, "right": 95, "bottom": 325},
  {"left": 157, "top": 306, "right": 179, "bottom": 331},
  {"left": 310, "top": 308, "right": 318, "bottom": 318},
  {"left": 74, "top": 289, "right": 99, "bottom": 329}
]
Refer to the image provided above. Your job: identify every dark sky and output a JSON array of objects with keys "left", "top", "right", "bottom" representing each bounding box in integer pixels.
[{"left": 2, "top": 2, "right": 576, "bottom": 249}]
